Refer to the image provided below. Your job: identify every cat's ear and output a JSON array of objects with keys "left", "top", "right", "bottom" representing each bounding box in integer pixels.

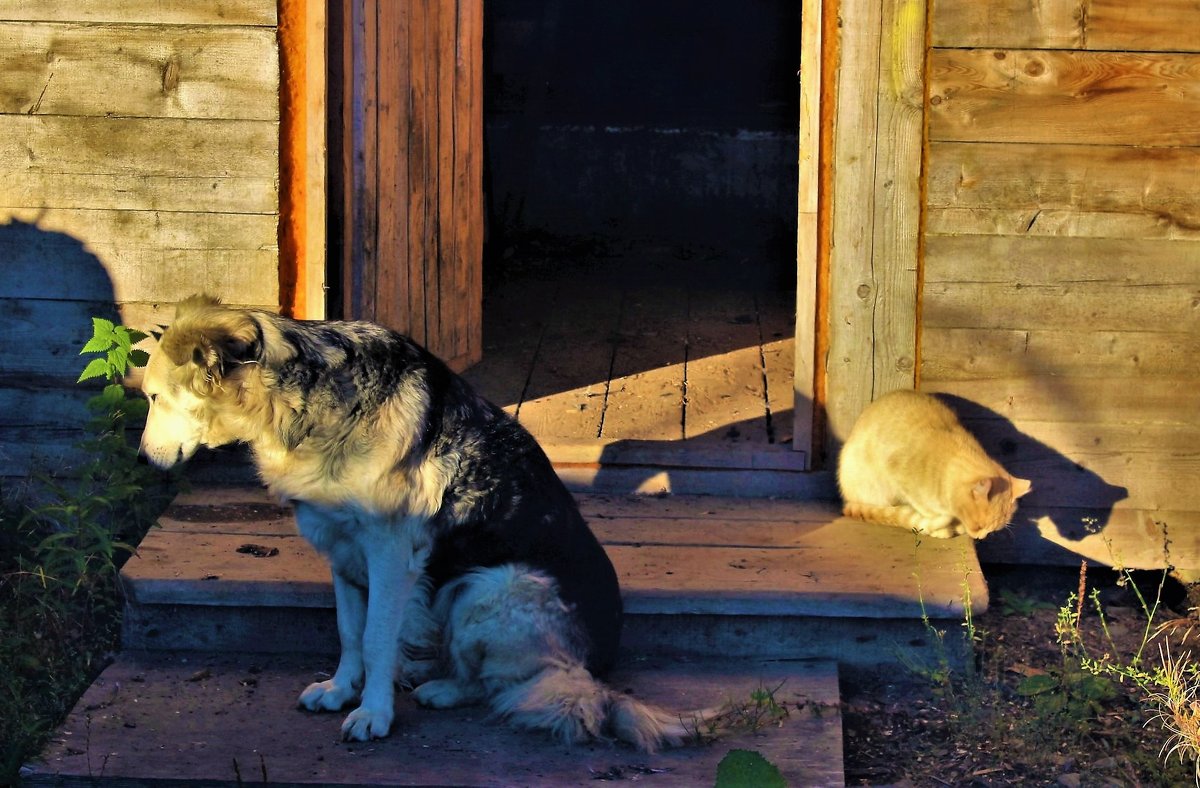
[
  {"left": 1011, "top": 477, "right": 1032, "bottom": 498},
  {"left": 971, "top": 477, "right": 994, "bottom": 501}
]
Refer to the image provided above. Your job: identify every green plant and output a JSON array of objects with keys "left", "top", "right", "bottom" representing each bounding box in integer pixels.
[
  {"left": 0, "top": 318, "right": 174, "bottom": 782},
  {"left": 900, "top": 535, "right": 980, "bottom": 720},
  {"left": 998, "top": 587, "right": 1055, "bottom": 617},
  {"left": 1014, "top": 666, "right": 1118, "bottom": 731},
  {"left": 1144, "top": 642, "right": 1200, "bottom": 782},
  {"left": 714, "top": 749, "right": 787, "bottom": 788},
  {"left": 721, "top": 681, "right": 792, "bottom": 732},
  {"left": 690, "top": 680, "right": 794, "bottom": 746},
  {"left": 1058, "top": 559, "right": 1200, "bottom": 781}
]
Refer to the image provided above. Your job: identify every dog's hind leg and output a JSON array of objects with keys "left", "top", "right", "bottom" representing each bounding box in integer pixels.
[
  {"left": 299, "top": 570, "right": 365, "bottom": 712},
  {"left": 395, "top": 578, "right": 440, "bottom": 689},
  {"left": 411, "top": 565, "right": 579, "bottom": 712}
]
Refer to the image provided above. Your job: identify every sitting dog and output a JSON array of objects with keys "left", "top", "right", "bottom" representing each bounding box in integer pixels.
[{"left": 138, "top": 295, "right": 697, "bottom": 750}]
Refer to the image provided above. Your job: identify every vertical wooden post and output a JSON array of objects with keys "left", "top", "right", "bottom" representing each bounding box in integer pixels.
[
  {"left": 822, "top": 0, "right": 926, "bottom": 454},
  {"left": 304, "top": 0, "right": 328, "bottom": 319},
  {"left": 794, "top": 0, "right": 825, "bottom": 469},
  {"left": 279, "top": 0, "right": 327, "bottom": 319}
]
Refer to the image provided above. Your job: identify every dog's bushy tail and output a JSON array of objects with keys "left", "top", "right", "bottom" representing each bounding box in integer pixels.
[{"left": 490, "top": 657, "right": 716, "bottom": 752}]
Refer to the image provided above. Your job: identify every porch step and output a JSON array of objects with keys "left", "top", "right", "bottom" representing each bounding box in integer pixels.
[
  {"left": 120, "top": 486, "right": 987, "bottom": 665},
  {"left": 24, "top": 651, "right": 842, "bottom": 787},
  {"left": 178, "top": 443, "right": 839, "bottom": 499}
]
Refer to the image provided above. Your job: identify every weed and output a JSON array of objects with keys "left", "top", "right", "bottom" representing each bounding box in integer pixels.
[
  {"left": 720, "top": 680, "right": 792, "bottom": 733},
  {"left": 0, "top": 318, "right": 175, "bottom": 783},
  {"left": 892, "top": 539, "right": 1199, "bottom": 782},
  {"left": 690, "top": 680, "right": 794, "bottom": 745},
  {"left": 1144, "top": 642, "right": 1200, "bottom": 781},
  {"left": 1057, "top": 556, "right": 1200, "bottom": 782},
  {"left": 997, "top": 587, "right": 1055, "bottom": 617}
]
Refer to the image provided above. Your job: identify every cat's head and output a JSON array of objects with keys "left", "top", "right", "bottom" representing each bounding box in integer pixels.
[{"left": 957, "top": 474, "right": 1032, "bottom": 538}]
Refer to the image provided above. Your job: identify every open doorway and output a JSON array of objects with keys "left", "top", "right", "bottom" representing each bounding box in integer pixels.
[
  {"left": 324, "top": 0, "right": 805, "bottom": 471},
  {"left": 463, "top": 1, "right": 802, "bottom": 466}
]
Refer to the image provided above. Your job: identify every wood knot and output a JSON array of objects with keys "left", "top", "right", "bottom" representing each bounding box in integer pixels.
[{"left": 162, "top": 59, "right": 181, "bottom": 94}]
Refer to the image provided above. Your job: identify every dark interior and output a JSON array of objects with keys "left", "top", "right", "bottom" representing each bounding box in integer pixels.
[{"left": 483, "top": 0, "right": 801, "bottom": 290}]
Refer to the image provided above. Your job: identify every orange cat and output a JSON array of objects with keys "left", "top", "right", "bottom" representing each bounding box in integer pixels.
[{"left": 837, "top": 390, "right": 1031, "bottom": 539}]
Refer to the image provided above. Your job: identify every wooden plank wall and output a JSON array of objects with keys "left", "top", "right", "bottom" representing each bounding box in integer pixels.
[
  {"left": 0, "top": 1, "right": 280, "bottom": 479},
  {"left": 924, "top": 1, "right": 1200, "bottom": 572}
]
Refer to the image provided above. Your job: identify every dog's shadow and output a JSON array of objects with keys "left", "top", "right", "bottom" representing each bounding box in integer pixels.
[
  {"left": 936, "top": 393, "right": 1129, "bottom": 543},
  {"left": 0, "top": 218, "right": 124, "bottom": 476}
]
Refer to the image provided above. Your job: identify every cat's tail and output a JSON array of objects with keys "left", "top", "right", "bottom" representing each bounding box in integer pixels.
[
  {"left": 843, "top": 501, "right": 957, "bottom": 537},
  {"left": 490, "top": 655, "right": 723, "bottom": 752}
]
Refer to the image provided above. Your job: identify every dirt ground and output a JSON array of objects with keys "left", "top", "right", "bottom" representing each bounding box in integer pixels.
[{"left": 839, "top": 564, "right": 1199, "bottom": 787}]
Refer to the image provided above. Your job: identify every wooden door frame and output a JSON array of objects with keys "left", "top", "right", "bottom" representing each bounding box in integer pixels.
[
  {"left": 292, "top": 0, "right": 926, "bottom": 470},
  {"left": 279, "top": 0, "right": 329, "bottom": 320},
  {"left": 801, "top": 0, "right": 926, "bottom": 468}
]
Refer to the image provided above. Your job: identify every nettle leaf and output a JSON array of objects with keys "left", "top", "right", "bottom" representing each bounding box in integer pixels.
[
  {"left": 90, "top": 384, "right": 127, "bottom": 412},
  {"left": 129, "top": 349, "right": 151, "bottom": 368},
  {"left": 120, "top": 397, "right": 149, "bottom": 420},
  {"left": 127, "top": 328, "right": 150, "bottom": 345},
  {"left": 1016, "top": 674, "right": 1060, "bottom": 696},
  {"left": 80, "top": 333, "right": 112, "bottom": 354},
  {"left": 77, "top": 357, "right": 110, "bottom": 383},
  {"left": 1078, "top": 674, "right": 1116, "bottom": 701},
  {"left": 112, "top": 325, "right": 134, "bottom": 352},
  {"left": 89, "top": 317, "right": 117, "bottom": 345},
  {"left": 715, "top": 749, "right": 787, "bottom": 788},
  {"left": 107, "top": 346, "right": 129, "bottom": 375}
]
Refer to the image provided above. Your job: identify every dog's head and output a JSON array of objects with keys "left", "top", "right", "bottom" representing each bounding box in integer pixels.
[{"left": 139, "top": 295, "right": 264, "bottom": 469}]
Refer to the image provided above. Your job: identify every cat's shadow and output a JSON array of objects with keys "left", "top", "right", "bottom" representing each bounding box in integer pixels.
[{"left": 936, "top": 394, "right": 1128, "bottom": 543}]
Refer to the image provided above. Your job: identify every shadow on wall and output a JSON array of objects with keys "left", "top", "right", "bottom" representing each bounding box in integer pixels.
[
  {"left": 0, "top": 218, "right": 120, "bottom": 478},
  {"left": 937, "top": 393, "right": 1129, "bottom": 555}
]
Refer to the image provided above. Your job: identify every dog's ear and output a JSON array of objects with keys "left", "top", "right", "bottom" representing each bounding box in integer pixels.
[{"left": 161, "top": 302, "right": 261, "bottom": 394}]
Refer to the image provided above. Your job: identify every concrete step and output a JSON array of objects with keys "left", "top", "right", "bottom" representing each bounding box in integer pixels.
[
  {"left": 120, "top": 486, "right": 987, "bottom": 665},
  {"left": 24, "top": 650, "right": 844, "bottom": 787}
]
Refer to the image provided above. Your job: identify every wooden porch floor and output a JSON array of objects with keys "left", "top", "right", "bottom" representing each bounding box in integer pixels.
[{"left": 462, "top": 267, "right": 798, "bottom": 469}]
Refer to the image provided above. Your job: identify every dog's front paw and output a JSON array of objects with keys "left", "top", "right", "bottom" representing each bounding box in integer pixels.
[
  {"left": 341, "top": 705, "right": 393, "bottom": 741},
  {"left": 299, "top": 679, "right": 359, "bottom": 712}
]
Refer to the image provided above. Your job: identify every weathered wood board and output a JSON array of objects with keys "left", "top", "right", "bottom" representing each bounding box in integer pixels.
[
  {"left": 0, "top": 2, "right": 277, "bottom": 25},
  {"left": 933, "top": 0, "right": 1200, "bottom": 53},
  {"left": 464, "top": 279, "right": 797, "bottom": 468},
  {"left": 0, "top": 23, "right": 278, "bottom": 119},
  {"left": 922, "top": 2, "right": 1200, "bottom": 570},
  {"left": 601, "top": 287, "right": 688, "bottom": 441},
  {"left": 926, "top": 142, "right": 1200, "bottom": 241},
  {"left": 929, "top": 49, "right": 1200, "bottom": 147},
  {"left": 0, "top": 6, "right": 280, "bottom": 480}
]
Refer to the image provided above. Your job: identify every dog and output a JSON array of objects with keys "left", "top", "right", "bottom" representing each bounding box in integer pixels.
[{"left": 138, "top": 295, "right": 700, "bottom": 750}]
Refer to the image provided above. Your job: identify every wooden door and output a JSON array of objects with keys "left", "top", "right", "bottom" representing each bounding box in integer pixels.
[{"left": 330, "top": 0, "right": 483, "bottom": 371}]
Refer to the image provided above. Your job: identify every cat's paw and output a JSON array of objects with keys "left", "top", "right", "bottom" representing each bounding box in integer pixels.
[
  {"left": 341, "top": 704, "right": 394, "bottom": 741},
  {"left": 915, "top": 515, "right": 957, "bottom": 538},
  {"left": 299, "top": 679, "right": 359, "bottom": 712}
]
